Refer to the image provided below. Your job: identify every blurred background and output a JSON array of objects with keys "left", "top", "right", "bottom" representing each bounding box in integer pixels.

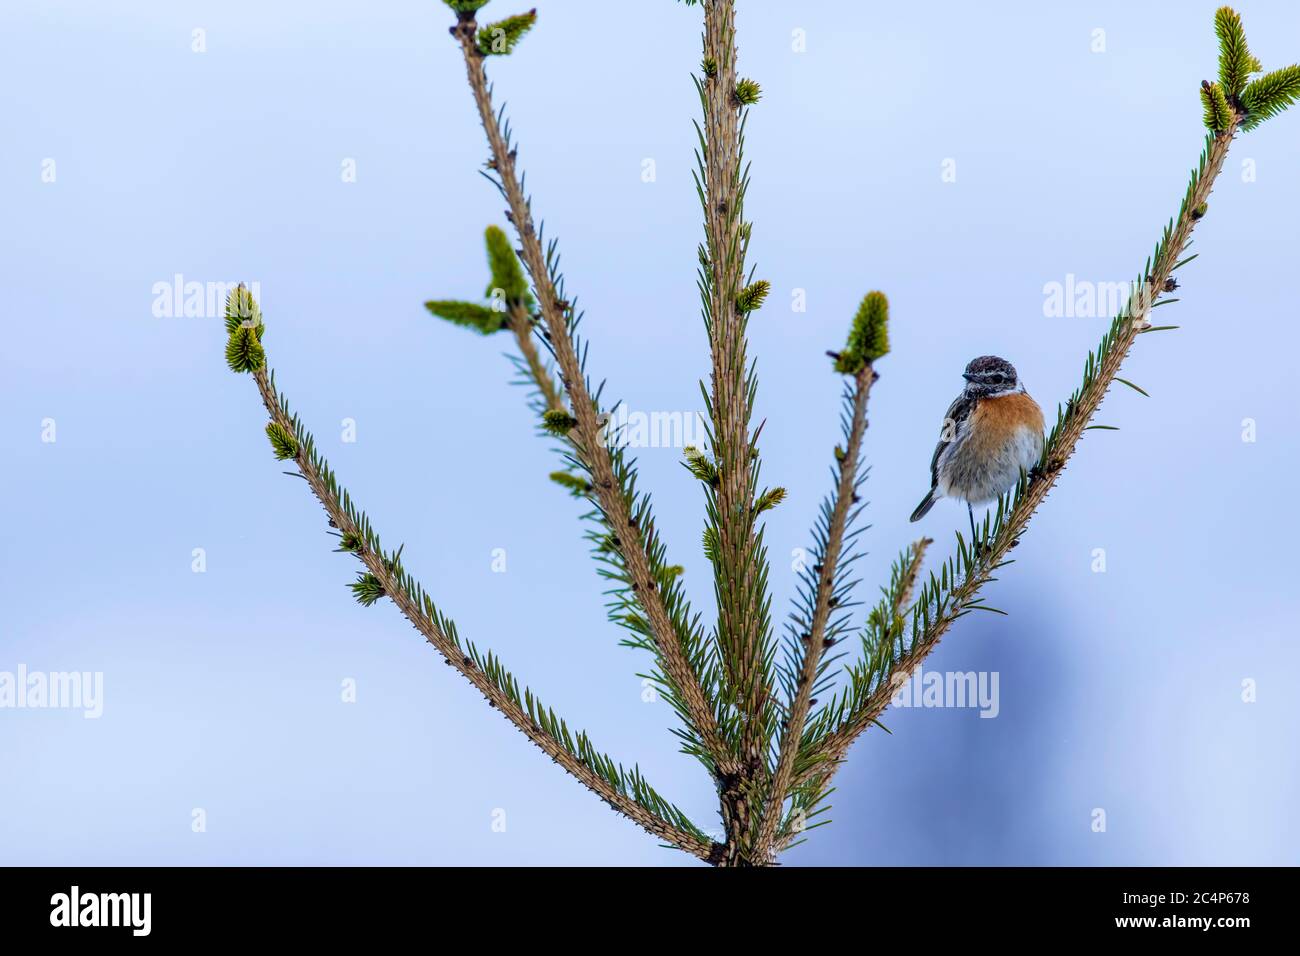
[{"left": 1, "top": 0, "right": 1296, "bottom": 866}]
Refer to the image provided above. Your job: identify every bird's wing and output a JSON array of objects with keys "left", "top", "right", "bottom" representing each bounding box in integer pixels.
[{"left": 929, "top": 392, "right": 975, "bottom": 488}]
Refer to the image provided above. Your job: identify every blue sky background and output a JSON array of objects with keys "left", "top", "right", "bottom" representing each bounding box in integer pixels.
[{"left": 2, "top": 0, "right": 1297, "bottom": 865}]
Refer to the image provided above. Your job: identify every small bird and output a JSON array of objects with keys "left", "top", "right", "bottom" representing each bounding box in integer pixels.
[{"left": 910, "top": 355, "right": 1044, "bottom": 539}]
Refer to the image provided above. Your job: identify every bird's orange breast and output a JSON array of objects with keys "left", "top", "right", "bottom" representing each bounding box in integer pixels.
[{"left": 965, "top": 392, "right": 1044, "bottom": 453}]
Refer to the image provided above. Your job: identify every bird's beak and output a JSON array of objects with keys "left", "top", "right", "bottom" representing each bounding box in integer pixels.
[{"left": 961, "top": 373, "right": 976, "bottom": 382}]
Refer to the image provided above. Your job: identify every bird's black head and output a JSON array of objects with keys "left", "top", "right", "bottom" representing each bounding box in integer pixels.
[{"left": 962, "top": 355, "right": 1019, "bottom": 397}]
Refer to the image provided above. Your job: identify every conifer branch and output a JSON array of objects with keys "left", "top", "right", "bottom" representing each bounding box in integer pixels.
[
  {"left": 755, "top": 359, "right": 877, "bottom": 859},
  {"left": 1214, "top": 6, "right": 1258, "bottom": 98},
  {"left": 776, "top": 11, "right": 1293, "bottom": 838},
  {"left": 484, "top": 224, "right": 533, "bottom": 308},
  {"left": 1201, "top": 81, "right": 1235, "bottom": 132},
  {"left": 693, "top": 0, "right": 777, "bottom": 860},
  {"left": 505, "top": 300, "right": 564, "bottom": 413},
  {"left": 476, "top": 9, "right": 537, "bottom": 56},
  {"left": 449, "top": 12, "right": 735, "bottom": 778},
  {"left": 770, "top": 536, "right": 931, "bottom": 846},
  {"left": 426, "top": 226, "right": 561, "bottom": 412},
  {"left": 793, "top": 120, "right": 1243, "bottom": 820},
  {"left": 429, "top": 233, "right": 723, "bottom": 780},
  {"left": 424, "top": 299, "right": 507, "bottom": 334},
  {"left": 236, "top": 351, "right": 713, "bottom": 859},
  {"left": 1239, "top": 64, "right": 1300, "bottom": 130},
  {"left": 890, "top": 537, "right": 932, "bottom": 619}
]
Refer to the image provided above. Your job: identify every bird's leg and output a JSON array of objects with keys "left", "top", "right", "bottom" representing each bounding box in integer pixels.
[{"left": 968, "top": 502, "right": 987, "bottom": 557}]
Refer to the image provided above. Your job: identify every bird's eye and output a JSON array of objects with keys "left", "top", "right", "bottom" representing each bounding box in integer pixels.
[{"left": 991, "top": 374, "right": 1005, "bottom": 384}]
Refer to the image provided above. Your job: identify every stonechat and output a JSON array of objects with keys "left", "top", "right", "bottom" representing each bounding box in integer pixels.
[{"left": 909, "top": 355, "right": 1044, "bottom": 538}]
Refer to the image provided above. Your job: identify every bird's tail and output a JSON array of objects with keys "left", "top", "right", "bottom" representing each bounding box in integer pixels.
[{"left": 909, "top": 490, "right": 938, "bottom": 523}]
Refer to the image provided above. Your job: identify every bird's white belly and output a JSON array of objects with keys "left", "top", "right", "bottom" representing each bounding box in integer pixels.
[{"left": 938, "top": 425, "right": 1043, "bottom": 504}]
